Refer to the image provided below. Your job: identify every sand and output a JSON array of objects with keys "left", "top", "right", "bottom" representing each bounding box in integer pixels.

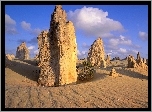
[{"left": 5, "top": 59, "right": 148, "bottom": 108}]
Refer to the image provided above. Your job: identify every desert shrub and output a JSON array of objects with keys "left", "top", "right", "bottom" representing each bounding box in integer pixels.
[{"left": 77, "top": 61, "right": 95, "bottom": 81}]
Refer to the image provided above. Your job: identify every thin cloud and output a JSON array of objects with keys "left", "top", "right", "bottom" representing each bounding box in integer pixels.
[
  {"left": 27, "top": 37, "right": 38, "bottom": 44},
  {"left": 21, "top": 21, "right": 41, "bottom": 36},
  {"left": 82, "top": 42, "right": 90, "bottom": 49},
  {"left": 105, "top": 48, "right": 139, "bottom": 59},
  {"left": 21, "top": 21, "right": 31, "bottom": 31},
  {"left": 5, "top": 14, "right": 18, "bottom": 34},
  {"left": 5, "top": 26, "right": 18, "bottom": 35},
  {"left": 118, "top": 48, "right": 127, "bottom": 53},
  {"left": 77, "top": 49, "right": 88, "bottom": 59},
  {"left": 139, "top": 31, "right": 148, "bottom": 40},
  {"left": 5, "top": 14, "right": 16, "bottom": 25},
  {"left": 17, "top": 39, "right": 27, "bottom": 44},
  {"left": 28, "top": 46, "right": 35, "bottom": 50},
  {"left": 30, "top": 28, "right": 41, "bottom": 36},
  {"left": 34, "top": 49, "right": 39, "bottom": 54},
  {"left": 109, "top": 35, "right": 132, "bottom": 47}
]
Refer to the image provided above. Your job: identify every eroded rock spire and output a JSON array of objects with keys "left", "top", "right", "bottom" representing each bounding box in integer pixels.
[{"left": 38, "top": 5, "right": 77, "bottom": 86}]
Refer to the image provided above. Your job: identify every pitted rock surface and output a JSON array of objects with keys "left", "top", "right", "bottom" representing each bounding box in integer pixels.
[
  {"left": 38, "top": 5, "right": 77, "bottom": 86},
  {"left": 87, "top": 37, "right": 105, "bottom": 67}
]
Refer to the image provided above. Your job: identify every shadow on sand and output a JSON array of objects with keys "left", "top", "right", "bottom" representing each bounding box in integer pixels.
[
  {"left": 98, "top": 67, "right": 148, "bottom": 80},
  {"left": 21, "top": 59, "right": 38, "bottom": 66},
  {"left": 7, "top": 60, "right": 40, "bottom": 82},
  {"left": 115, "top": 68, "right": 148, "bottom": 80}
]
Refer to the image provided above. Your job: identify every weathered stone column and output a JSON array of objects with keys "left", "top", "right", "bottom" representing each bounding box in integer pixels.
[
  {"left": 87, "top": 37, "right": 105, "bottom": 67},
  {"left": 38, "top": 5, "right": 77, "bottom": 86},
  {"left": 16, "top": 42, "right": 29, "bottom": 60}
]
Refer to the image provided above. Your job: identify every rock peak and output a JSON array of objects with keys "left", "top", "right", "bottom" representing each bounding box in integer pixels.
[
  {"left": 16, "top": 42, "right": 29, "bottom": 60},
  {"left": 87, "top": 37, "right": 105, "bottom": 67},
  {"left": 97, "top": 37, "right": 101, "bottom": 40},
  {"left": 55, "top": 5, "right": 62, "bottom": 10},
  {"left": 50, "top": 4, "right": 67, "bottom": 32}
]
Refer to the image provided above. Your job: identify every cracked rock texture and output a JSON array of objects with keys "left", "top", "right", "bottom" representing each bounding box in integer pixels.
[{"left": 38, "top": 5, "right": 77, "bottom": 86}]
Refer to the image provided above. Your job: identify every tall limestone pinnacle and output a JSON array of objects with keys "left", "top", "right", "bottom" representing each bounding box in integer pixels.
[
  {"left": 87, "top": 37, "right": 106, "bottom": 67},
  {"left": 16, "top": 42, "right": 29, "bottom": 60},
  {"left": 38, "top": 5, "right": 77, "bottom": 86}
]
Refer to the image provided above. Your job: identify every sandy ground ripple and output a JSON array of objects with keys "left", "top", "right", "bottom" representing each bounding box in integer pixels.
[{"left": 5, "top": 59, "right": 148, "bottom": 108}]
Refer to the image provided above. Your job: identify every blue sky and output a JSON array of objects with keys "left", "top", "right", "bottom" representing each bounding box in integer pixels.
[{"left": 5, "top": 5, "right": 148, "bottom": 59}]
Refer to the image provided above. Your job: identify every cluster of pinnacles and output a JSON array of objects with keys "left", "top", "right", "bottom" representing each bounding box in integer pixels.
[
  {"left": 10, "top": 5, "right": 148, "bottom": 87},
  {"left": 127, "top": 52, "right": 148, "bottom": 69}
]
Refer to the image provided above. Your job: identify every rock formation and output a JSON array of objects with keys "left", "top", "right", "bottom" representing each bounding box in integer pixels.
[
  {"left": 34, "top": 54, "right": 39, "bottom": 60},
  {"left": 10, "top": 54, "right": 15, "bottom": 60},
  {"left": 6, "top": 54, "right": 12, "bottom": 60},
  {"left": 137, "top": 52, "right": 140, "bottom": 60},
  {"left": 146, "top": 59, "right": 148, "bottom": 66},
  {"left": 36, "top": 30, "right": 49, "bottom": 65},
  {"left": 5, "top": 54, "right": 13, "bottom": 67},
  {"left": 16, "top": 42, "right": 29, "bottom": 60},
  {"left": 38, "top": 5, "right": 77, "bottom": 86},
  {"left": 101, "top": 59, "right": 106, "bottom": 68},
  {"left": 87, "top": 37, "right": 105, "bottom": 67},
  {"left": 109, "top": 68, "right": 118, "bottom": 77},
  {"left": 125, "top": 56, "right": 128, "bottom": 60},
  {"left": 112, "top": 57, "right": 120, "bottom": 61},
  {"left": 127, "top": 55, "right": 137, "bottom": 68},
  {"left": 5, "top": 54, "right": 16, "bottom": 67},
  {"left": 136, "top": 52, "right": 141, "bottom": 64},
  {"left": 106, "top": 55, "right": 111, "bottom": 64},
  {"left": 128, "top": 53, "right": 148, "bottom": 69},
  {"left": 143, "top": 58, "right": 146, "bottom": 64},
  {"left": 135, "top": 52, "right": 148, "bottom": 69}
]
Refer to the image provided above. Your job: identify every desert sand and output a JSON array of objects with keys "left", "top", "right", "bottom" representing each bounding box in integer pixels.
[{"left": 5, "top": 58, "right": 148, "bottom": 108}]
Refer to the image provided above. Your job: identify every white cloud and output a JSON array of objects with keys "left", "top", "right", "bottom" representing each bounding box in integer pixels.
[
  {"left": 82, "top": 50, "right": 87, "bottom": 55},
  {"left": 21, "top": 21, "right": 31, "bottom": 30},
  {"left": 109, "top": 35, "right": 132, "bottom": 47},
  {"left": 30, "top": 28, "right": 41, "bottom": 36},
  {"left": 105, "top": 47, "right": 140, "bottom": 59},
  {"left": 120, "top": 35, "right": 125, "bottom": 40},
  {"left": 118, "top": 48, "right": 127, "bottom": 53},
  {"left": 68, "top": 6, "right": 124, "bottom": 38},
  {"left": 28, "top": 46, "right": 35, "bottom": 50},
  {"left": 131, "top": 50, "right": 138, "bottom": 54},
  {"left": 109, "top": 38, "right": 119, "bottom": 46},
  {"left": 20, "top": 21, "right": 41, "bottom": 36},
  {"left": 5, "top": 14, "right": 17, "bottom": 34},
  {"left": 34, "top": 49, "right": 39, "bottom": 54},
  {"left": 77, "top": 50, "right": 81, "bottom": 56},
  {"left": 127, "top": 49, "right": 138, "bottom": 55},
  {"left": 139, "top": 31, "right": 148, "bottom": 40},
  {"left": 5, "top": 14, "right": 16, "bottom": 25},
  {"left": 5, "top": 26, "right": 18, "bottom": 35},
  {"left": 77, "top": 50, "right": 88, "bottom": 59},
  {"left": 121, "top": 39, "right": 132, "bottom": 45}
]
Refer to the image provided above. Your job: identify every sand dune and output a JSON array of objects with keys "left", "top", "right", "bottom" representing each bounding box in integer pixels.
[{"left": 5, "top": 59, "right": 148, "bottom": 108}]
